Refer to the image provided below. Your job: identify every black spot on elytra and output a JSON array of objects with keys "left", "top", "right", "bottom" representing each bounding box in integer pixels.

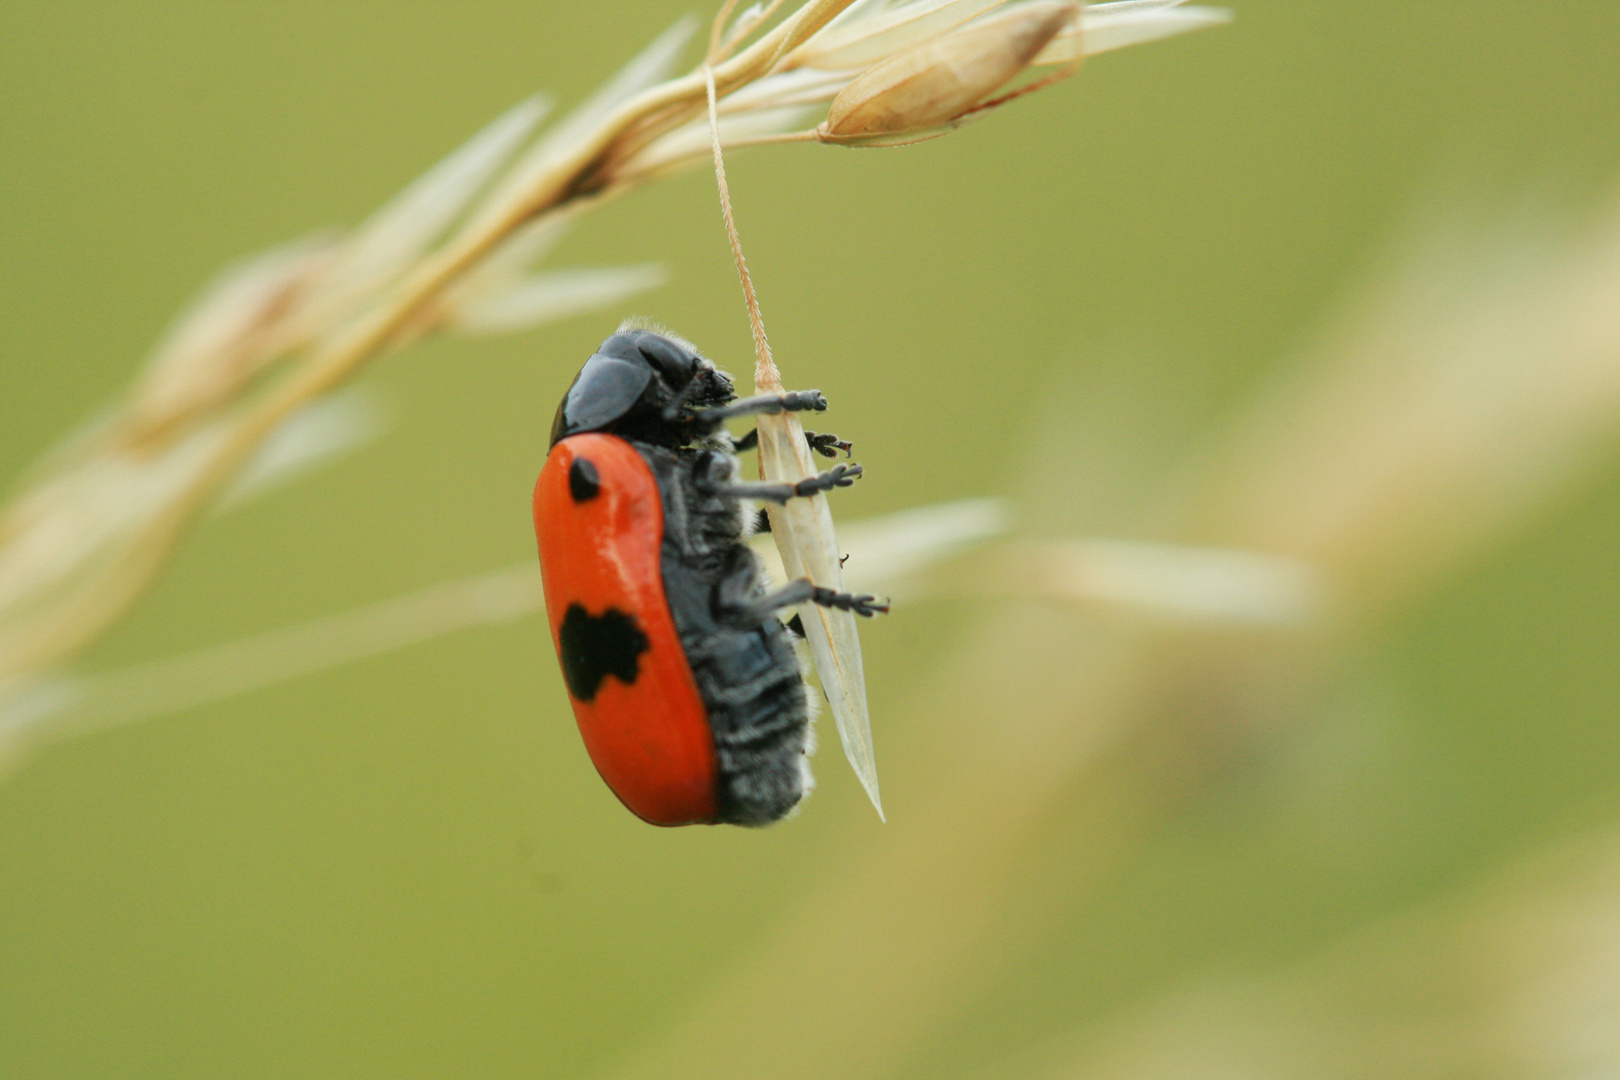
[
  {"left": 569, "top": 457, "right": 601, "bottom": 502},
  {"left": 558, "top": 604, "right": 648, "bottom": 702}
]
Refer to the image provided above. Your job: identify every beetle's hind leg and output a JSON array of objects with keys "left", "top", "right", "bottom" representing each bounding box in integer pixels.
[
  {"left": 720, "top": 574, "right": 889, "bottom": 623},
  {"left": 763, "top": 579, "right": 889, "bottom": 618}
]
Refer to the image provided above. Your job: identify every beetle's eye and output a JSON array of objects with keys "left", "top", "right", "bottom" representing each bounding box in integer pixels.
[{"left": 636, "top": 334, "right": 699, "bottom": 389}]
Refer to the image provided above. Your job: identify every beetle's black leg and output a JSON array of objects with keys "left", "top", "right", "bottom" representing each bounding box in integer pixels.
[
  {"left": 791, "top": 462, "right": 862, "bottom": 496},
  {"left": 688, "top": 390, "right": 827, "bottom": 433},
  {"left": 733, "top": 427, "right": 849, "bottom": 458},
  {"left": 732, "top": 578, "right": 890, "bottom": 620},
  {"left": 699, "top": 463, "right": 862, "bottom": 504},
  {"left": 803, "top": 431, "right": 853, "bottom": 458},
  {"left": 804, "top": 584, "right": 889, "bottom": 616},
  {"left": 714, "top": 547, "right": 889, "bottom": 625}
]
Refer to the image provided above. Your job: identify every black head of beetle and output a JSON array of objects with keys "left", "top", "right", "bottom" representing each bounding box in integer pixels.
[{"left": 550, "top": 330, "right": 736, "bottom": 449}]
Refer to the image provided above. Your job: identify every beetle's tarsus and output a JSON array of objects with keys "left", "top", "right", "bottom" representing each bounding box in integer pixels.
[
  {"left": 702, "top": 462, "right": 863, "bottom": 504},
  {"left": 803, "top": 430, "right": 853, "bottom": 458},
  {"left": 734, "top": 578, "right": 890, "bottom": 622}
]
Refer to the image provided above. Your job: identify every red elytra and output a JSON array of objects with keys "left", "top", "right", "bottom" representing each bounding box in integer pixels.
[{"left": 533, "top": 433, "right": 719, "bottom": 826}]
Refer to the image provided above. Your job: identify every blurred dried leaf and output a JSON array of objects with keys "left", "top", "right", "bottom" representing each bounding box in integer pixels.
[
  {"left": 296, "top": 93, "right": 554, "bottom": 349},
  {"left": 128, "top": 234, "right": 336, "bottom": 441},
  {"left": 473, "top": 17, "right": 698, "bottom": 231},
  {"left": 450, "top": 265, "right": 667, "bottom": 335},
  {"left": 214, "top": 387, "right": 388, "bottom": 512},
  {"left": 789, "top": 0, "right": 1006, "bottom": 69},
  {"left": 983, "top": 538, "right": 1325, "bottom": 626},
  {"left": 1034, "top": 0, "right": 1232, "bottom": 66}
]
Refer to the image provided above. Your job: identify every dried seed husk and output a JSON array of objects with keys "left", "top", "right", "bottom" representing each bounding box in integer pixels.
[
  {"left": 754, "top": 407, "right": 884, "bottom": 820},
  {"left": 819, "top": 0, "right": 1077, "bottom": 143}
]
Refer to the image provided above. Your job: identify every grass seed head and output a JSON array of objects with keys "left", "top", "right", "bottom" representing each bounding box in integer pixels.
[{"left": 0, "top": 0, "right": 1229, "bottom": 713}]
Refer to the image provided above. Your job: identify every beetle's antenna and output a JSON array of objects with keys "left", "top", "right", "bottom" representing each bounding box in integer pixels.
[{"left": 705, "top": 65, "right": 781, "bottom": 394}]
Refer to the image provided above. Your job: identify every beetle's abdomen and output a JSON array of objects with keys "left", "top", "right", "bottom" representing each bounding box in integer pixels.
[{"left": 636, "top": 445, "right": 812, "bottom": 826}]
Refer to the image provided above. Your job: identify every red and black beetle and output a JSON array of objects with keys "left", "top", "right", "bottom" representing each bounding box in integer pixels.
[{"left": 533, "top": 327, "right": 885, "bottom": 826}]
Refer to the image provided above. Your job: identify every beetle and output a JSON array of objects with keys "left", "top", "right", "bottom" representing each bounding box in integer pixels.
[{"left": 533, "top": 326, "right": 886, "bottom": 826}]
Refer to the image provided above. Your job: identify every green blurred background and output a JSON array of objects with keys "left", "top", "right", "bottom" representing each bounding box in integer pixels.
[{"left": 5, "top": 3, "right": 1620, "bottom": 1078}]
